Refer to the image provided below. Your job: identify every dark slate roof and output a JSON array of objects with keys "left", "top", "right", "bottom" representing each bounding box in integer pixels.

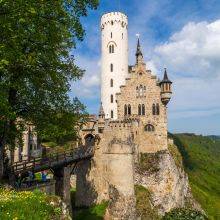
[
  {"left": 136, "top": 38, "right": 143, "bottom": 57},
  {"left": 160, "top": 68, "right": 172, "bottom": 84}
]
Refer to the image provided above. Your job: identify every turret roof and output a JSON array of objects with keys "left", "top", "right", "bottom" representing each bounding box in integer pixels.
[{"left": 160, "top": 68, "right": 172, "bottom": 84}]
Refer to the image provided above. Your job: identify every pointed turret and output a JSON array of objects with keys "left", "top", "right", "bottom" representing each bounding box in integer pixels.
[
  {"left": 159, "top": 68, "right": 172, "bottom": 105},
  {"left": 98, "top": 102, "right": 105, "bottom": 119},
  {"left": 136, "top": 37, "right": 144, "bottom": 64}
]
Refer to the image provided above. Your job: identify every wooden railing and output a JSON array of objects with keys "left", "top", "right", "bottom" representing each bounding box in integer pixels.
[{"left": 11, "top": 146, "right": 94, "bottom": 175}]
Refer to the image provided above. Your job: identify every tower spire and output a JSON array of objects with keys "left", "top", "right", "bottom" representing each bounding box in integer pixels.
[{"left": 135, "top": 34, "right": 143, "bottom": 64}]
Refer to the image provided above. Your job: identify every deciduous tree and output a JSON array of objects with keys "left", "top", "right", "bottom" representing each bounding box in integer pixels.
[{"left": 0, "top": 0, "right": 99, "bottom": 179}]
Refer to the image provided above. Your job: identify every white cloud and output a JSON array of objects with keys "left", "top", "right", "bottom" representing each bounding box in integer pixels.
[
  {"left": 154, "top": 20, "right": 220, "bottom": 79},
  {"left": 70, "top": 56, "right": 100, "bottom": 98},
  {"left": 147, "top": 20, "right": 220, "bottom": 119}
]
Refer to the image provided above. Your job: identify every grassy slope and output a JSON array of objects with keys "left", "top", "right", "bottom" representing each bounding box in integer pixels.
[
  {"left": 0, "top": 189, "right": 62, "bottom": 220},
  {"left": 172, "top": 133, "right": 220, "bottom": 220}
]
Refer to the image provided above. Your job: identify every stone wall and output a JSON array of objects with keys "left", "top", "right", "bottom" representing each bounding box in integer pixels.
[{"left": 116, "top": 63, "right": 168, "bottom": 153}]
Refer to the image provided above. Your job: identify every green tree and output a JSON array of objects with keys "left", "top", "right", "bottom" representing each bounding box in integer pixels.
[{"left": 0, "top": 0, "right": 99, "bottom": 179}]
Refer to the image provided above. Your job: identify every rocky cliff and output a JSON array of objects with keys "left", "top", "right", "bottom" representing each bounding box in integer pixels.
[{"left": 134, "top": 143, "right": 202, "bottom": 218}]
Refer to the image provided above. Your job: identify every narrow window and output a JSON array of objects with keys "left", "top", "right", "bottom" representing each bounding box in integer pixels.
[
  {"left": 142, "top": 104, "right": 145, "bottom": 115},
  {"left": 110, "top": 94, "right": 113, "bottom": 103},
  {"left": 110, "top": 79, "right": 113, "bottom": 87},
  {"left": 111, "top": 32, "right": 112, "bottom": 38},
  {"left": 109, "top": 45, "right": 111, "bottom": 53},
  {"left": 111, "top": 110, "right": 114, "bottom": 118},
  {"left": 165, "top": 83, "right": 168, "bottom": 91},
  {"left": 152, "top": 104, "right": 156, "bottom": 115},
  {"left": 124, "top": 105, "right": 127, "bottom": 116},
  {"left": 138, "top": 104, "right": 141, "bottom": 115},
  {"left": 122, "top": 33, "right": 123, "bottom": 39},
  {"left": 112, "top": 45, "right": 114, "bottom": 53},
  {"left": 111, "top": 21, "right": 113, "bottom": 25},
  {"left": 136, "top": 86, "right": 139, "bottom": 97},
  {"left": 128, "top": 104, "right": 131, "bottom": 115},
  {"left": 110, "top": 63, "right": 113, "bottom": 72},
  {"left": 156, "top": 104, "right": 160, "bottom": 115}
]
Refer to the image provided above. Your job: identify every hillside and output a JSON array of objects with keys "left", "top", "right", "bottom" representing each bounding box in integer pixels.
[{"left": 171, "top": 133, "right": 220, "bottom": 220}]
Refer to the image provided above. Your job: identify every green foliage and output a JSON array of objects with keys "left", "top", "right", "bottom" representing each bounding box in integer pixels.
[
  {"left": 75, "top": 202, "right": 108, "bottom": 220},
  {"left": 135, "top": 185, "right": 160, "bottom": 220},
  {"left": 0, "top": 188, "right": 62, "bottom": 220},
  {"left": 168, "top": 143, "right": 183, "bottom": 169},
  {"left": 0, "top": 0, "right": 99, "bottom": 157},
  {"left": 163, "top": 208, "right": 207, "bottom": 220},
  {"left": 172, "top": 134, "right": 220, "bottom": 220}
]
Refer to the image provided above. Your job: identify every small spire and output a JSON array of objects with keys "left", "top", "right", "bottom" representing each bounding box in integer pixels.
[
  {"left": 135, "top": 34, "right": 143, "bottom": 58},
  {"left": 99, "top": 102, "right": 105, "bottom": 118},
  {"left": 161, "top": 68, "right": 172, "bottom": 84},
  {"left": 135, "top": 34, "right": 144, "bottom": 65}
]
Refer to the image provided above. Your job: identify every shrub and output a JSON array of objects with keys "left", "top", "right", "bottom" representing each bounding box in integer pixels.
[{"left": 163, "top": 208, "right": 208, "bottom": 220}]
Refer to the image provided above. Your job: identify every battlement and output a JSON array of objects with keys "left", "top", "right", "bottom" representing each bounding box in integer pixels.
[
  {"left": 105, "top": 118, "right": 139, "bottom": 130},
  {"left": 101, "top": 12, "right": 128, "bottom": 29}
]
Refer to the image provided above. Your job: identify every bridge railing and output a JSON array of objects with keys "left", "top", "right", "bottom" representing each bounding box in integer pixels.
[{"left": 11, "top": 145, "right": 94, "bottom": 175}]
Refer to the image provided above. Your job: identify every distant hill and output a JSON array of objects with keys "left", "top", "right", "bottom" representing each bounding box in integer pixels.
[{"left": 170, "top": 133, "right": 220, "bottom": 220}]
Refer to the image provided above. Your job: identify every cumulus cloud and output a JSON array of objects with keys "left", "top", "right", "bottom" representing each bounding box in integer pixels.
[
  {"left": 154, "top": 20, "right": 220, "bottom": 79},
  {"left": 148, "top": 20, "right": 220, "bottom": 119},
  {"left": 70, "top": 56, "right": 100, "bottom": 98}
]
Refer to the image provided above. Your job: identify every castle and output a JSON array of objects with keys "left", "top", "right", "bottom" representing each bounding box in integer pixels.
[{"left": 75, "top": 12, "right": 174, "bottom": 219}]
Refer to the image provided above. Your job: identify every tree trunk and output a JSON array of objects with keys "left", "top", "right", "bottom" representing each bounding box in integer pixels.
[{"left": 0, "top": 142, "right": 4, "bottom": 180}]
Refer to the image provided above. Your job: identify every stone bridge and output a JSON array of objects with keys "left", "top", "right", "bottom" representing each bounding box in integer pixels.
[{"left": 10, "top": 145, "right": 95, "bottom": 214}]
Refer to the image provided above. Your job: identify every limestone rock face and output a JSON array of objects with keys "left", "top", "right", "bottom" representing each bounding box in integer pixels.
[{"left": 134, "top": 149, "right": 200, "bottom": 216}]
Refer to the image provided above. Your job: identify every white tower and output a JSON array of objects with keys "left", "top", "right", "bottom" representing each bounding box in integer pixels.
[{"left": 101, "top": 12, "right": 128, "bottom": 119}]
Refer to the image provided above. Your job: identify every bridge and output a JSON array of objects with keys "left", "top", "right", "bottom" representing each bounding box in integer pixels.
[{"left": 9, "top": 145, "right": 95, "bottom": 215}]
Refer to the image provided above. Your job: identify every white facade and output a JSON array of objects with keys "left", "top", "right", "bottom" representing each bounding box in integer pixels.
[{"left": 101, "top": 12, "right": 128, "bottom": 119}]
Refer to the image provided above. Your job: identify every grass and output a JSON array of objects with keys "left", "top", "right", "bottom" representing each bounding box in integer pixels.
[
  {"left": 74, "top": 202, "right": 108, "bottom": 220},
  {"left": 0, "top": 188, "right": 62, "bottom": 220},
  {"left": 171, "top": 133, "right": 220, "bottom": 220},
  {"left": 135, "top": 185, "right": 160, "bottom": 220},
  {"left": 71, "top": 187, "right": 108, "bottom": 220}
]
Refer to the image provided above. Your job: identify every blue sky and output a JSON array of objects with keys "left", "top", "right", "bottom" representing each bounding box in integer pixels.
[{"left": 70, "top": 0, "right": 220, "bottom": 135}]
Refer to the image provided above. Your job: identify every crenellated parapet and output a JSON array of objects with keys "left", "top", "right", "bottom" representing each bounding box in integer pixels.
[{"left": 101, "top": 12, "right": 128, "bottom": 30}]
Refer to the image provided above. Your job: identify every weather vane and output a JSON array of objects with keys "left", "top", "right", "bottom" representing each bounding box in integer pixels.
[{"left": 136, "top": 33, "right": 140, "bottom": 39}]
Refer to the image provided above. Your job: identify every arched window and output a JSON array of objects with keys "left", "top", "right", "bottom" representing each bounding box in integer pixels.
[
  {"left": 128, "top": 104, "right": 131, "bottom": 115},
  {"left": 111, "top": 110, "right": 114, "bottom": 118},
  {"left": 152, "top": 104, "right": 156, "bottom": 115},
  {"left": 124, "top": 105, "right": 127, "bottom": 116},
  {"left": 110, "top": 79, "right": 113, "bottom": 87},
  {"left": 110, "top": 94, "right": 113, "bottom": 103},
  {"left": 110, "top": 63, "right": 113, "bottom": 72},
  {"left": 156, "top": 104, "right": 160, "bottom": 115},
  {"left": 144, "top": 124, "right": 155, "bottom": 132},
  {"left": 142, "top": 104, "right": 145, "bottom": 115},
  {"left": 138, "top": 104, "right": 141, "bottom": 115}
]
